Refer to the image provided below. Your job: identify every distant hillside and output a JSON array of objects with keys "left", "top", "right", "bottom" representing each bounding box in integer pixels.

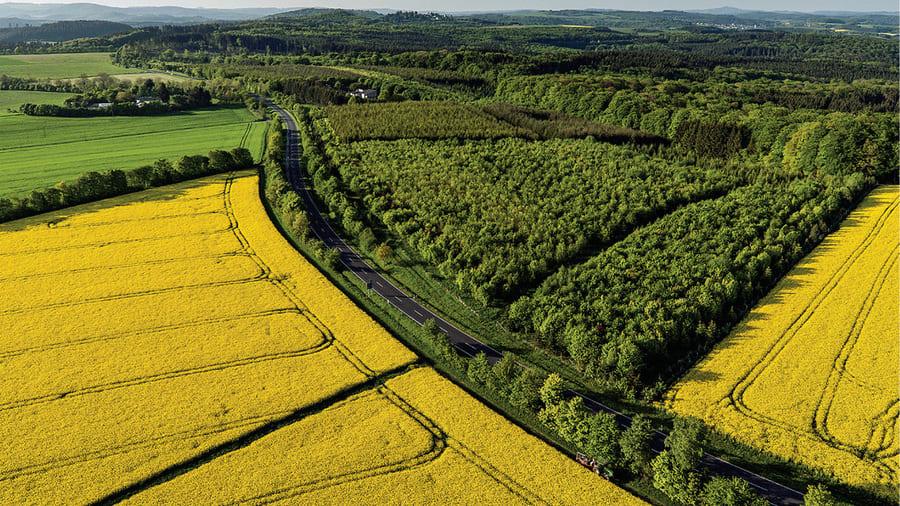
[
  {"left": 0, "top": 16, "right": 36, "bottom": 28},
  {"left": 0, "top": 19, "right": 130, "bottom": 43},
  {"left": 267, "top": 8, "right": 384, "bottom": 22},
  {"left": 0, "top": 3, "right": 289, "bottom": 25}
]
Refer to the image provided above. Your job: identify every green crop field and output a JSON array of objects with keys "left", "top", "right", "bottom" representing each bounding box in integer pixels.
[
  {"left": 0, "top": 90, "right": 70, "bottom": 116},
  {"left": 0, "top": 53, "right": 137, "bottom": 79},
  {"left": 0, "top": 107, "right": 267, "bottom": 196}
]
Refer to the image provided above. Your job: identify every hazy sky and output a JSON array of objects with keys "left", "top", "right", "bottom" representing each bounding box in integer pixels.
[{"left": 13, "top": 0, "right": 899, "bottom": 12}]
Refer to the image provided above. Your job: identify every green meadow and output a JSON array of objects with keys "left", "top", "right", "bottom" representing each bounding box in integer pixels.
[
  {"left": 0, "top": 107, "right": 267, "bottom": 196},
  {"left": 0, "top": 53, "right": 136, "bottom": 79},
  {"left": 0, "top": 90, "right": 70, "bottom": 115}
]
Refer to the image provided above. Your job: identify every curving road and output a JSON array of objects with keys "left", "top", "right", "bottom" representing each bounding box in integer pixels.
[{"left": 268, "top": 102, "right": 805, "bottom": 505}]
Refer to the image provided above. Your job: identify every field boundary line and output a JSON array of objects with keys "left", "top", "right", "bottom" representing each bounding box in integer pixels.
[
  {"left": 0, "top": 342, "right": 331, "bottom": 413},
  {"left": 89, "top": 364, "right": 416, "bottom": 506},
  {"left": 0, "top": 308, "right": 302, "bottom": 359}
]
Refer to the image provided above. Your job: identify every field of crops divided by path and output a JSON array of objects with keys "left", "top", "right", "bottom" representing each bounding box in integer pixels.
[
  {"left": 666, "top": 185, "right": 899, "bottom": 496},
  {"left": 0, "top": 105, "right": 267, "bottom": 197},
  {"left": 0, "top": 172, "right": 641, "bottom": 505}
]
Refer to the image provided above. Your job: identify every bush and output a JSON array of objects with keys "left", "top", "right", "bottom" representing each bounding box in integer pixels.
[
  {"left": 230, "top": 147, "right": 255, "bottom": 167},
  {"left": 208, "top": 150, "right": 237, "bottom": 172},
  {"left": 620, "top": 414, "right": 654, "bottom": 476},
  {"left": 320, "top": 247, "right": 342, "bottom": 271},
  {"left": 701, "top": 476, "right": 767, "bottom": 506}
]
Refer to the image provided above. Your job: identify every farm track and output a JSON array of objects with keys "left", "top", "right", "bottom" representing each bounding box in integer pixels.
[
  {"left": 0, "top": 308, "right": 301, "bottom": 359},
  {"left": 267, "top": 100, "right": 806, "bottom": 506},
  {"left": 723, "top": 196, "right": 899, "bottom": 480}
]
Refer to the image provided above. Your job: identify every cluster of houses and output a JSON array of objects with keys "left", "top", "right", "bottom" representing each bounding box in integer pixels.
[{"left": 88, "top": 96, "right": 163, "bottom": 110}]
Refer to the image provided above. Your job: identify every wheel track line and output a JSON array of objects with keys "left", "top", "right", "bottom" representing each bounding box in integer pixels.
[
  {"left": 727, "top": 198, "right": 897, "bottom": 409},
  {"left": 32, "top": 209, "right": 228, "bottom": 231},
  {"left": 813, "top": 252, "right": 898, "bottom": 452},
  {"left": 0, "top": 308, "right": 301, "bottom": 360},
  {"left": 719, "top": 197, "right": 898, "bottom": 481},
  {"left": 0, "top": 341, "right": 332, "bottom": 414},
  {"left": 0, "top": 251, "right": 250, "bottom": 283},
  {"left": 241, "top": 385, "right": 448, "bottom": 505},
  {"left": 0, "top": 227, "right": 236, "bottom": 257},
  {"left": 0, "top": 272, "right": 269, "bottom": 316},
  {"left": 447, "top": 440, "right": 547, "bottom": 505},
  {"left": 0, "top": 408, "right": 294, "bottom": 482},
  {"left": 220, "top": 175, "right": 377, "bottom": 379},
  {"left": 89, "top": 364, "right": 415, "bottom": 506}
]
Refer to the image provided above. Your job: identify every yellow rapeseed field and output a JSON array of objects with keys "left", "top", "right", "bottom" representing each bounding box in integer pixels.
[
  {"left": 666, "top": 185, "right": 899, "bottom": 495},
  {"left": 125, "top": 367, "right": 644, "bottom": 505},
  {"left": 0, "top": 172, "right": 640, "bottom": 505}
]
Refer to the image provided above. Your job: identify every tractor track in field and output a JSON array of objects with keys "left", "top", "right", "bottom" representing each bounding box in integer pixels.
[{"left": 719, "top": 196, "right": 899, "bottom": 480}]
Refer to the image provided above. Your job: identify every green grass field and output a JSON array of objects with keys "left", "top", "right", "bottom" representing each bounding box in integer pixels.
[
  {"left": 0, "top": 53, "right": 137, "bottom": 79},
  {"left": 0, "top": 107, "right": 267, "bottom": 196},
  {"left": 0, "top": 90, "right": 70, "bottom": 116}
]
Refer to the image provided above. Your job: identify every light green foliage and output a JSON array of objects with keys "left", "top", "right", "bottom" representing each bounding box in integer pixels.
[
  {"left": 620, "top": 414, "right": 654, "bottom": 475},
  {"left": 652, "top": 450, "right": 703, "bottom": 506},
  {"left": 584, "top": 412, "right": 621, "bottom": 468},
  {"left": 466, "top": 352, "right": 492, "bottom": 386},
  {"left": 666, "top": 417, "right": 706, "bottom": 472},
  {"left": 701, "top": 476, "right": 767, "bottom": 506},
  {"left": 539, "top": 373, "right": 564, "bottom": 406},
  {"left": 804, "top": 484, "right": 845, "bottom": 506}
]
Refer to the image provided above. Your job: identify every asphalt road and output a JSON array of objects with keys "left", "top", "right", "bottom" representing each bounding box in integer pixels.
[{"left": 268, "top": 102, "right": 805, "bottom": 505}]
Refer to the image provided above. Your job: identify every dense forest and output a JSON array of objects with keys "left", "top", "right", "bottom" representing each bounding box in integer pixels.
[
  {"left": 313, "top": 99, "right": 895, "bottom": 392},
  {"left": 0, "top": 20, "right": 131, "bottom": 44}
]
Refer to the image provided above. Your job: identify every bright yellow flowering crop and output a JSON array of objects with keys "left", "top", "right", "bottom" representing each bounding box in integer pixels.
[
  {"left": 0, "top": 172, "right": 638, "bottom": 505},
  {"left": 125, "top": 368, "right": 643, "bottom": 506},
  {"left": 667, "top": 185, "right": 899, "bottom": 496}
]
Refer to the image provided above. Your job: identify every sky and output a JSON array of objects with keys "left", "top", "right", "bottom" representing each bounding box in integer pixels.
[{"left": 9, "top": 0, "right": 898, "bottom": 13}]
